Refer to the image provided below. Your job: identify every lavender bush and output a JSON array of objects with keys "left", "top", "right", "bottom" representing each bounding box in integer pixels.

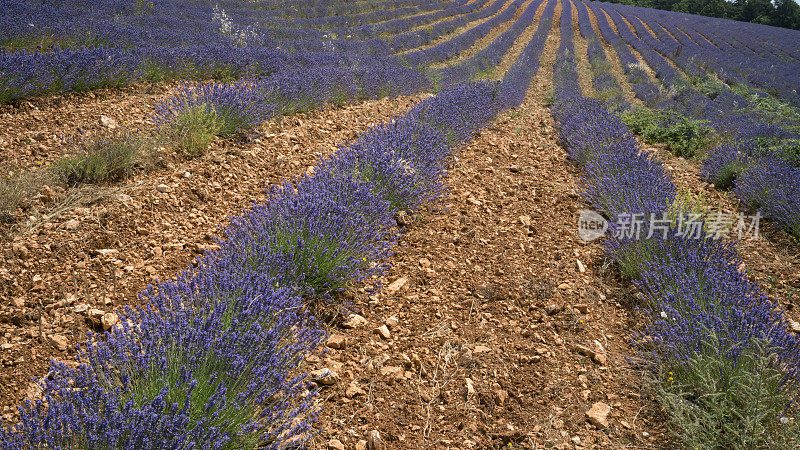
[
  {"left": 0, "top": 285, "right": 322, "bottom": 449},
  {"left": 735, "top": 157, "right": 800, "bottom": 239}
]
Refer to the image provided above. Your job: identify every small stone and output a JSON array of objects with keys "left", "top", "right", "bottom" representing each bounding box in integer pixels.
[
  {"left": 342, "top": 313, "right": 368, "bottom": 329},
  {"left": 574, "top": 344, "right": 596, "bottom": 359},
  {"left": 31, "top": 275, "right": 44, "bottom": 291},
  {"left": 101, "top": 312, "right": 118, "bottom": 331},
  {"left": 558, "top": 283, "right": 570, "bottom": 290},
  {"left": 394, "top": 210, "right": 411, "bottom": 227},
  {"left": 64, "top": 219, "right": 80, "bottom": 230},
  {"left": 345, "top": 381, "right": 365, "bottom": 398},
  {"left": 474, "top": 345, "right": 491, "bottom": 354},
  {"left": 380, "top": 365, "right": 404, "bottom": 381},
  {"left": 12, "top": 297, "right": 25, "bottom": 308},
  {"left": 92, "top": 248, "right": 118, "bottom": 257},
  {"left": 48, "top": 334, "right": 69, "bottom": 352},
  {"left": 38, "top": 185, "right": 54, "bottom": 204},
  {"left": 384, "top": 316, "right": 399, "bottom": 330},
  {"left": 326, "top": 334, "right": 346, "bottom": 349},
  {"left": 156, "top": 184, "right": 172, "bottom": 193},
  {"left": 73, "top": 303, "right": 89, "bottom": 314},
  {"left": 1, "top": 343, "right": 12, "bottom": 350},
  {"left": 309, "top": 368, "right": 339, "bottom": 386},
  {"left": 355, "top": 440, "right": 368, "bottom": 450},
  {"left": 12, "top": 243, "right": 29, "bottom": 259},
  {"left": 545, "top": 303, "right": 562, "bottom": 315},
  {"left": 386, "top": 277, "right": 408, "bottom": 295},
  {"left": 586, "top": 402, "right": 612, "bottom": 429},
  {"left": 593, "top": 340, "right": 607, "bottom": 365},
  {"left": 367, "top": 430, "right": 385, "bottom": 450},
  {"left": 495, "top": 388, "right": 508, "bottom": 406},
  {"left": 642, "top": 431, "right": 651, "bottom": 438},
  {"left": 183, "top": 171, "right": 192, "bottom": 179},
  {"left": 576, "top": 259, "right": 586, "bottom": 273},
  {"left": 790, "top": 320, "right": 800, "bottom": 333},
  {"left": 375, "top": 324, "right": 391, "bottom": 340},
  {"left": 465, "top": 378, "right": 476, "bottom": 396},
  {"left": 327, "top": 439, "right": 345, "bottom": 450},
  {"left": 573, "top": 303, "right": 589, "bottom": 314},
  {"left": 99, "top": 115, "right": 118, "bottom": 129}
]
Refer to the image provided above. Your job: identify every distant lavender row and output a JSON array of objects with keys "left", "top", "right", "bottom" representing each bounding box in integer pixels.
[
  {"left": 273, "top": 0, "right": 496, "bottom": 54},
  {"left": 0, "top": 0, "right": 499, "bottom": 101},
  {"left": 263, "top": 0, "right": 451, "bottom": 30},
  {"left": 401, "top": 0, "right": 527, "bottom": 67},
  {"left": 498, "top": 0, "right": 555, "bottom": 106},
  {"left": 437, "top": 0, "right": 543, "bottom": 87},
  {"left": 587, "top": 2, "right": 661, "bottom": 106},
  {"left": 264, "top": 0, "right": 455, "bottom": 19},
  {"left": 573, "top": 0, "right": 625, "bottom": 108},
  {"left": 602, "top": 2, "right": 800, "bottom": 107},
  {"left": 0, "top": 80, "right": 507, "bottom": 447}
]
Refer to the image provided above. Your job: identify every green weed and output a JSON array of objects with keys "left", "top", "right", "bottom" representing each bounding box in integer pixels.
[
  {"left": 53, "top": 131, "right": 154, "bottom": 185},
  {"left": 621, "top": 107, "right": 715, "bottom": 158}
]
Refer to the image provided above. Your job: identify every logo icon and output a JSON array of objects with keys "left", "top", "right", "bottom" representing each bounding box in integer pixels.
[{"left": 577, "top": 209, "right": 608, "bottom": 242}]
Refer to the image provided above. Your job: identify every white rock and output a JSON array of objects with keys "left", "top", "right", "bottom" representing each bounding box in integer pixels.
[
  {"left": 375, "top": 325, "right": 391, "bottom": 340},
  {"left": 586, "top": 402, "right": 611, "bottom": 428},
  {"left": 342, "top": 313, "right": 368, "bottom": 329},
  {"left": 386, "top": 277, "right": 408, "bottom": 294},
  {"left": 101, "top": 312, "right": 118, "bottom": 331},
  {"left": 99, "top": 115, "right": 118, "bottom": 129},
  {"left": 384, "top": 316, "right": 399, "bottom": 330},
  {"left": 465, "top": 378, "right": 476, "bottom": 396},
  {"left": 48, "top": 334, "right": 69, "bottom": 352}
]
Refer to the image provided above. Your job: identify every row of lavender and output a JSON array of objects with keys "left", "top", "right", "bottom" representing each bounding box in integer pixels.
[
  {"left": 572, "top": 0, "right": 626, "bottom": 109},
  {"left": 0, "top": 0, "right": 484, "bottom": 102},
  {"left": 591, "top": 2, "right": 800, "bottom": 240},
  {"left": 0, "top": 80, "right": 506, "bottom": 447},
  {"left": 554, "top": 5, "right": 800, "bottom": 446}
]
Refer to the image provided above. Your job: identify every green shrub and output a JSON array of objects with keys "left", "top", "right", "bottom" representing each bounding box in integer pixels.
[{"left": 621, "top": 107, "right": 715, "bottom": 158}]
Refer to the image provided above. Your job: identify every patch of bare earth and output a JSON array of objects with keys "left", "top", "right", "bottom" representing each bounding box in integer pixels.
[
  {"left": 308, "top": 6, "right": 667, "bottom": 448},
  {"left": 0, "top": 93, "right": 425, "bottom": 422},
  {"left": 0, "top": 83, "right": 176, "bottom": 173}
]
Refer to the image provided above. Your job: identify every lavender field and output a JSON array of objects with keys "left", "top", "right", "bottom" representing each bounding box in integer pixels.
[{"left": 1, "top": 0, "right": 800, "bottom": 447}]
